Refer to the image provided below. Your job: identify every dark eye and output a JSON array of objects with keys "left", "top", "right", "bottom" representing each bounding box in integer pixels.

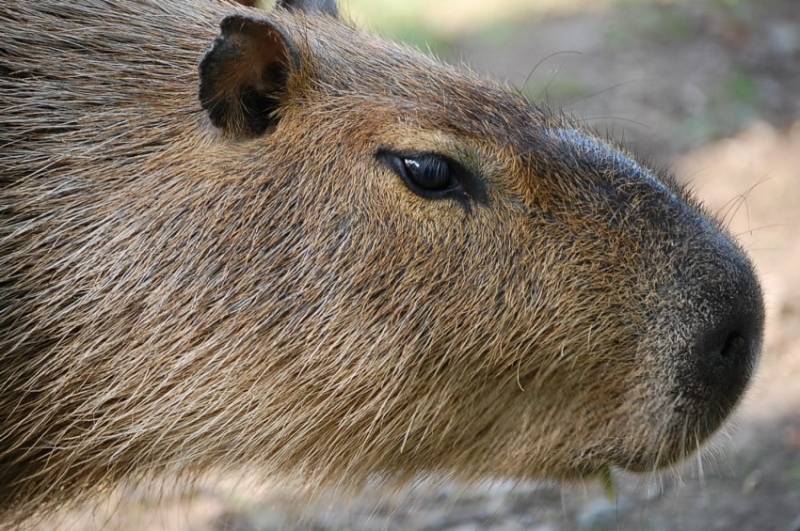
[
  {"left": 403, "top": 155, "right": 453, "bottom": 191},
  {"left": 375, "top": 149, "right": 460, "bottom": 201},
  {"left": 375, "top": 148, "right": 488, "bottom": 208}
]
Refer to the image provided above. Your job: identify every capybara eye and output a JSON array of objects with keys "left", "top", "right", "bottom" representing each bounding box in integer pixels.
[
  {"left": 403, "top": 155, "right": 452, "bottom": 191},
  {"left": 375, "top": 149, "right": 470, "bottom": 203}
]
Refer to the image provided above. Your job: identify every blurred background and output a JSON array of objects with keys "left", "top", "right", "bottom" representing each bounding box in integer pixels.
[{"left": 41, "top": 0, "right": 800, "bottom": 529}]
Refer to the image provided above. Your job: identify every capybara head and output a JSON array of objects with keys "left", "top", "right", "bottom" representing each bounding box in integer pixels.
[{"left": 0, "top": 0, "right": 764, "bottom": 522}]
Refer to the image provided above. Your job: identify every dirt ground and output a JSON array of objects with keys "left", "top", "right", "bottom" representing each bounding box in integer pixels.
[{"left": 35, "top": 0, "right": 800, "bottom": 529}]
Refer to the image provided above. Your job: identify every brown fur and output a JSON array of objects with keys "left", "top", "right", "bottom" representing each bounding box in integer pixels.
[{"left": 0, "top": 0, "right": 763, "bottom": 525}]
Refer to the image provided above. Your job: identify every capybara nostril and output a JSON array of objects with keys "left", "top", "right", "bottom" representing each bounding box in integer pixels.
[
  {"left": 717, "top": 331, "right": 746, "bottom": 359},
  {"left": 694, "top": 324, "right": 757, "bottom": 413},
  {"left": 691, "top": 291, "right": 763, "bottom": 423}
]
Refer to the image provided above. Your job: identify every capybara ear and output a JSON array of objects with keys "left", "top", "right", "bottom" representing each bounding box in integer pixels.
[
  {"left": 276, "top": 0, "right": 338, "bottom": 18},
  {"left": 199, "top": 15, "right": 300, "bottom": 138}
]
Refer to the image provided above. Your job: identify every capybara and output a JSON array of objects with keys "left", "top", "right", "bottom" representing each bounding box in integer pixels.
[{"left": 0, "top": 0, "right": 764, "bottom": 523}]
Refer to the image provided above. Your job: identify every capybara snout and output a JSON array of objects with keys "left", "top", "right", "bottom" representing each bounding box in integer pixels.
[
  {"left": 641, "top": 215, "right": 764, "bottom": 465},
  {"left": 485, "top": 126, "right": 765, "bottom": 473},
  {"left": 0, "top": 0, "right": 763, "bottom": 521}
]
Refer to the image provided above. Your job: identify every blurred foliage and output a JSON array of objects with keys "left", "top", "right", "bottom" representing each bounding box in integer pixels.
[{"left": 259, "top": 0, "right": 700, "bottom": 45}]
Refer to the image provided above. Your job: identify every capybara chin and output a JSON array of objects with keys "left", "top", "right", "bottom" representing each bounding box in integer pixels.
[{"left": 0, "top": 0, "right": 764, "bottom": 523}]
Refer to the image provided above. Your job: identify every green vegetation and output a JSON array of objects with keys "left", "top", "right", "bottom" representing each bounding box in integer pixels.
[
  {"left": 523, "top": 75, "right": 592, "bottom": 105},
  {"left": 726, "top": 70, "right": 759, "bottom": 107},
  {"left": 789, "top": 462, "right": 800, "bottom": 486}
]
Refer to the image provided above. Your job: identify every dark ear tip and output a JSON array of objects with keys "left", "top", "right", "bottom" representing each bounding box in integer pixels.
[
  {"left": 220, "top": 14, "right": 261, "bottom": 36},
  {"left": 219, "top": 15, "right": 240, "bottom": 33}
]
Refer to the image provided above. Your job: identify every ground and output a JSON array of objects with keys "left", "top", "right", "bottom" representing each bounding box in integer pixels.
[{"left": 37, "top": 0, "right": 800, "bottom": 529}]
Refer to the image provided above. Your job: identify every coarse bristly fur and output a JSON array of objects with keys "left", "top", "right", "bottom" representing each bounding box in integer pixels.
[{"left": 0, "top": 0, "right": 764, "bottom": 525}]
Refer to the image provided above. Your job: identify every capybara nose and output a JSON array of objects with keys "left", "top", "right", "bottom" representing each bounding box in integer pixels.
[
  {"left": 685, "top": 259, "right": 764, "bottom": 430},
  {"left": 694, "top": 312, "right": 759, "bottom": 409}
]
